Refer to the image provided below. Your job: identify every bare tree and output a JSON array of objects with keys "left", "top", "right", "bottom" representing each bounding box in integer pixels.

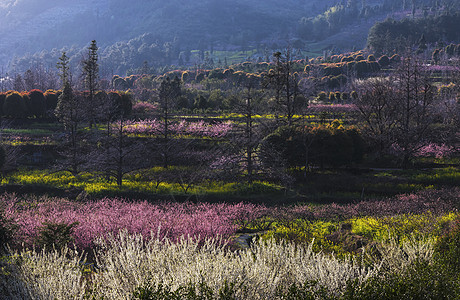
[
  {"left": 232, "top": 74, "right": 267, "bottom": 183},
  {"left": 354, "top": 77, "right": 399, "bottom": 157},
  {"left": 55, "top": 52, "right": 87, "bottom": 176},
  {"left": 55, "top": 86, "right": 88, "bottom": 175},
  {"left": 23, "top": 65, "right": 58, "bottom": 91},
  {"left": 354, "top": 55, "right": 440, "bottom": 167},
  {"left": 213, "top": 74, "right": 285, "bottom": 184},
  {"left": 12, "top": 74, "right": 24, "bottom": 92},
  {"left": 394, "top": 55, "right": 437, "bottom": 167},
  {"left": 89, "top": 91, "right": 143, "bottom": 187},
  {"left": 92, "top": 118, "right": 146, "bottom": 186},
  {"left": 264, "top": 49, "right": 304, "bottom": 126},
  {"left": 157, "top": 76, "right": 181, "bottom": 168}
]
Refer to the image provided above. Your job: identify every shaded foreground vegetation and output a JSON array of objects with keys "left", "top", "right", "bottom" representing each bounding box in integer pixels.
[{"left": 0, "top": 188, "right": 459, "bottom": 299}]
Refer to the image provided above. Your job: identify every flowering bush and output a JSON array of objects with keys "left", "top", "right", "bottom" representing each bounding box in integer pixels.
[
  {"left": 132, "top": 101, "right": 158, "bottom": 116},
  {"left": 415, "top": 143, "right": 457, "bottom": 159},
  {"left": 308, "top": 104, "right": 358, "bottom": 114},
  {"left": 0, "top": 188, "right": 458, "bottom": 298},
  {"left": 2, "top": 188, "right": 458, "bottom": 251},
  {"left": 124, "top": 119, "right": 233, "bottom": 138},
  {"left": 390, "top": 142, "right": 458, "bottom": 160},
  {"left": 1, "top": 194, "right": 265, "bottom": 250},
  {"left": 1, "top": 231, "right": 441, "bottom": 299}
]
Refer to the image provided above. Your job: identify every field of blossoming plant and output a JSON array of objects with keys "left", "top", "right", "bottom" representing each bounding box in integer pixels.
[
  {"left": 0, "top": 41, "right": 458, "bottom": 300},
  {"left": 0, "top": 84, "right": 457, "bottom": 299},
  {"left": 0, "top": 100, "right": 458, "bottom": 298},
  {"left": 0, "top": 188, "right": 459, "bottom": 299}
]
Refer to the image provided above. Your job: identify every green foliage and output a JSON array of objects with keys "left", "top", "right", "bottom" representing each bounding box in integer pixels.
[
  {"left": 133, "top": 281, "right": 239, "bottom": 300},
  {"left": 259, "top": 212, "right": 458, "bottom": 260},
  {"left": 35, "top": 221, "right": 78, "bottom": 250},
  {"left": 413, "top": 167, "right": 460, "bottom": 187},
  {"left": 329, "top": 92, "right": 336, "bottom": 102},
  {"left": 3, "top": 91, "right": 27, "bottom": 118},
  {"left": 351, "top": 213, "right": 456, "bottom": 243},
  {"left": 298, "top": 4, "right": 360, "bottom": 40},
  {"left": 276, "top": 281, "right": 331, "bottom": 300},
  {"left": 113, "top": 76, "right": 130, "bottom": 90},
  {"left": 261, "top": 219, "right": 352, "bottom": 256},
  {"left": 316, "top": 91, "right": 327, "bottom": 102},
  {"left": 434, "top": 216, "right": 460, "bottom": 274},
  {"left": 368, "top": 13, "right": 460, "bottom": 55},
  {"left": 3, "top": 169, "right": 283, "bottom": 198},
  {"left": 27, "top": 90, "right": 46, "bottom": 118},
  {"left": 44, "top": 90, "right": 59, "bottom": 111},
  {"left": 110, "top": 91, "right": 133, "bottom": 118},
  {"left": 343, "top": 260, "right": 460, "bottom": 300},
  {"left": 55, "top": 81, "right": 77, "bottom": 126},
  {"left": 260, "top": 124, "right": 365, "bottom": 169},
  {"left": 82, "top": 40, "right": 99, "bottom": 94},
  {"left": 0, "top": 93, "right": 5, "bottom": 116},
  {"left": 378, "top": 55, "right": 390, "bottom": 67}
]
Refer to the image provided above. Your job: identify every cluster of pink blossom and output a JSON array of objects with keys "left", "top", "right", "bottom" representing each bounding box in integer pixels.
[
  {"left": 425, "top": 65, "right": 460, "bottom": 73},
  {"left": 390, "top": 143, "right": 457, "bottom": 159},
  {"left": 1, "top": 196, "right": 265, "bottom": 250},
  {"left": 131, "top": 101, "right": 158, "bottom": 115},
  {"left": 2, "top": 188, "right": 457, "bottom": 250},
  {"left": 415, "top": 143, "right": 457, "bottom": 159},
  {"left": 124, "top": 119, "right": 233, "bottom": 138},
  {"left": 287, "top": 188, "right": 458, "bottom": 220}
]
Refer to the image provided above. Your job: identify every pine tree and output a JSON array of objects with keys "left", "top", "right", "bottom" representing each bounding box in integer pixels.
[
  {"left": 57, "top": 52, "right": 71, "bottom": 87},
  {"left": 82, "top": 40, "right": 99, "bottom": 128}
]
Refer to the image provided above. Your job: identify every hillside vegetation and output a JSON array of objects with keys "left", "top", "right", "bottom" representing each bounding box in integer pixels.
[{"left": 5, "top": 0, "right": 460, "bottom": 75}]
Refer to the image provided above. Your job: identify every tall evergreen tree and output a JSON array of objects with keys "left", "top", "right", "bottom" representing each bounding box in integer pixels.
[
  {"left": 82, "top": 40, "right": 99, "bottom": 128},
  {"left": 57, "top": 52, "right": 71, "bottom": 86}
]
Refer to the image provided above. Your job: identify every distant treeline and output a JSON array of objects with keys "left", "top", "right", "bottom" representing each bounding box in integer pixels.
[
  {"left": 298, "top": 0, "right": 460, "bottom": 43},
  {"left": 114, "top": 50, "right": 395, "bottom": 91},
  {"left": 9, "top": 33, "right": 175, "bottom": 78},
  {"left": 432, "top": 43, "right": 460, "bottom": 63},
  {"left": 368, "top": 13, "right": 460, "bottom": 55}
]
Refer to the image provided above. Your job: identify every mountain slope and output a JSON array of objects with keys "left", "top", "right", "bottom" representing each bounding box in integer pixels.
[{"left": 0, "top": 0, "right": 335, "bottom": 67}]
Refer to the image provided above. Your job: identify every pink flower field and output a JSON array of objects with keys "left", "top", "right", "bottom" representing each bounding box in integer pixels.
[
  {"left": 1, "top": 195, "right": 266, "bottom": 249},
  {"left": 1, "top": 188, "right": 458, "bottom": 251}
]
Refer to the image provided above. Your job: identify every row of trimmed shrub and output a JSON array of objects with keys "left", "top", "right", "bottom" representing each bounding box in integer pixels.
[
  {"left": 112, "top": 52, "right": 393, "bottom": 91},
  {"left": 0, "top": 89, "right": 132, "bottom": 119},
  {"left": 316, "top": 91, "right": 358, "bottom": 102},
  {"left": 0, "top": 90, "right": 59, "bottom": 118}
]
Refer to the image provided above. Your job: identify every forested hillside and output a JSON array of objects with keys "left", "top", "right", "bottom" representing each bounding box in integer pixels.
[
  {"left": 2, "top": 0, "right": 460, "bottom": 76},
  {"left": 0, "top": 0, "right": 331, "bottom": 68},
  {"left": 368, "top": 12, "right": 460, "bottom": 55}
]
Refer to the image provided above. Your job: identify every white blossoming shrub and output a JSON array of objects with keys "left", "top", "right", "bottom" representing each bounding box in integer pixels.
[{"left": 0, "top": 232, "right": 437, "bottom": 299}]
